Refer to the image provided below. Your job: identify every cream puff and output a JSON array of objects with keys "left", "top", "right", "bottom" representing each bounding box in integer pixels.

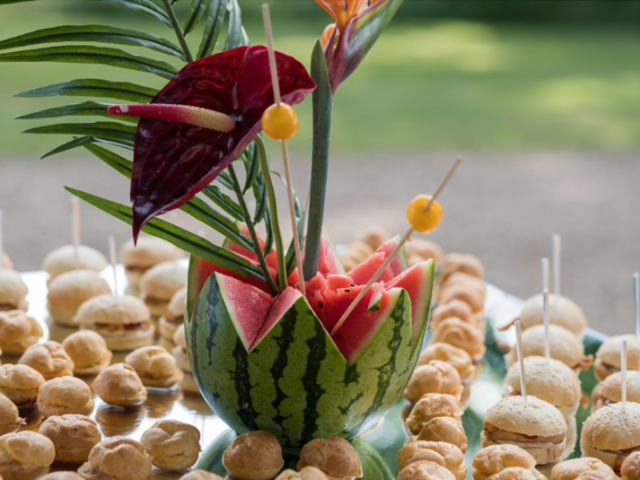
[
  {"left": 37, "top": 376, "right": 95, "bottom": 417},
  {"left": 140, "top": 261, "right": 187, "bottom": 317},
  {"left": 92, "top": 363, "right": 147, "bottom": 407},
  {"left": 140, "top": 419, "right": 200, "bottom": 470},
  {"left": 0, "top": 363, "right": 45, "bottom": 405},
  {"left": 119, "top": 236, "right": 183, "bottom": 288},
  {"left": 74, "top": 294, "right": 154, "bottom": 351},
  {"left": 0, "top": 392, "right": 24, "bottom": 435},
  {"left": 38, "top": 414, "right": 102, "bottom": 464},
  {"left": 61, "top": 330, "right": 112, "bottom": 375},
  {"left": 431, "top": 318, "right": 486, "bottom": 360},
  {"left": 47, "top": 269, "right": 111, "bottom": 325},
  {"left": 440, "top": 253, "right": 484, "bottom": 282},
  {"left": 406, "top": 393, "right": 464, "bottom": 436},
  {"left": 223, "top": 431, "right": 285, "bottom": 480},
  {"left": 0, "top": 269, "right": 28, "bottom": 311},
  {"left": 78, "top": 436, "right": 152, "bottom": 480},
  {"left": 0, "top": 431, "right": 56, "bottom": 480},
  {"left": 0, "top": 309, "right": 43, "bottom": 355},
  {"left": 396, "top": 461, "right": 457, "bottom": 480},
  {"left": 275, "top": 467, "right": 328, "bottom": 480},
  {"left": 18, "top": 341, "right": 74, "bottom": 379},
  {"left": 41, "top": 245, "right": 108, "bottom": 283},
  {"left": 41, "top": 472, "right": 85, "bottom": 480},
  {"left": 398, "top": 441, "right": 466, "bottom": 480},
  {"left": 552, "top": 458, "right": 617, "bottom": 480},
  {"left": 403, "top": 361, "right": 464, "bottom": 405},
  {"left": 472, "top": 445, "right": 537, "bottom": 480},
  {"left": 417, "top": 417, "right": 468, "bottom": 454},
  {"left": 180, "top": 471, "right": 225, "bottom": 480},
  {"left": 125, "top": 346, "right": 183, "bottom": 388},
  {"left": 297, "top": 436, "right": 362, "bottom": 480}
]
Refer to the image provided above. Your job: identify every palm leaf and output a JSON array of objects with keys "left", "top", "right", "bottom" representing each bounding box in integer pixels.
[
  {"left": 88, "top": 0, "right": 172, "bottom": 27},
  {"left": 0, "top": 25, "right": 185, "bottom": 60},
  {"left": 41, "top": 136, "right": 96, "bottom": 159},
  {"left": 23, "top": 122, "right": 136, "bottom": 147},
  {"left": 196, "top": 0, "right": 228, "bottom": 59},
  {"left": 223, "top": 0, "right": 246, "bottom": 50},
  {"left": 16, "top": 101, "right": 138, "bottom": 123},
  {"left": 0, "top": 45, "right": 178, "bottom": 79},
  {"left": 15, "top": 79, "right": 157, "bottom": 103},
  {"left": 66, "top": 187, "right": 267, "bottom": 281},
  {"left": 201, "top": 185, "right": 244, "bottom": 222},
  {"left": 183, "top": 0, "right": 208, "bottom": 35}
]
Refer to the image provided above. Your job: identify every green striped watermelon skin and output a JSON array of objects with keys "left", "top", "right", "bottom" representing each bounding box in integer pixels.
[
  {"left": 186, "top": 271, "right": 425, "bottom": 448},
  {"left": 196, "top": 429, "right": 394, "bottom": 480}
]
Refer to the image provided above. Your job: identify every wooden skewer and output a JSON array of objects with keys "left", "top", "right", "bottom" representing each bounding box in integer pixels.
[
  {"left": 543, "top": 288, "right": 550, "bottom": 362},
  {"left": 552, "top": 234, "right": 561, "bottom": 296},
  {"left": 109, "top": 235, "right": 118, "bottom": 296},
  {"left": 330, "top": 158, "right": 461, "bottom": 336},
  {"left": 541, "top": 257, "right": 549, "bottom": 293},
  {"left": 622, "top": 339, "right": 628, "bottom": 403},
  {"left": 634, "top": 273, "right": 639, "bottom": 339},
  {"left": 0, "top": 210, "right": 4, "bottom": 270},
  {"left": 262, "top": 4, "right": 305, "bottom": 297},
  {"left": 515, "top": 319, "right": 527, "bottom": 401},
  {"left": 72, "top": 197, "right": 81, "bottom": 270}
]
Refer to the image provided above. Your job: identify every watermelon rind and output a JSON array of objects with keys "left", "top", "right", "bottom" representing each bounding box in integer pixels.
[
  {"left": 196, "top": 428, "right": 394, "bottom": 480},
  {"left": 187, "top": 271, "right": 420, "bottom": 448}
]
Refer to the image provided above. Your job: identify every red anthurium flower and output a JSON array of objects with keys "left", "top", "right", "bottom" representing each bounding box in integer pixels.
[{"left": 109, "top": 45, "right": 316, "bottom": 241}]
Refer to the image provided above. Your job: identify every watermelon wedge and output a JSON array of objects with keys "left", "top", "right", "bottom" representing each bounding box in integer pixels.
[{"left": 346, "top": 236, "right": 408, "bottom": 285}]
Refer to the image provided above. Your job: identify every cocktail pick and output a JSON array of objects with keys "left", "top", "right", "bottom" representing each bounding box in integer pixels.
[
  {"left": 0, "top": 210, "right": 4, "bottom": 271},
  {"left": 515, "top": 319, "right": 527, "bottom": 401},
  {"left": 622, "top": 339, "right": 628, "bottom": 403},
  {"left": 108, "top": 235, "right": 118, "bottom": 296},
  {"left": 71, "top": 197, "right": 81, "bottom": 270},
  {"left": 331, "top": 158, "right": 461, "bottom": 336},
  {"left": 552, "top": 234, "right": 561, "bottom": 295},
  {"left": 634, "top": 273, "right": 639, "bottom": 339},
  {"left": 543, "top": 288, "right": 550, "bottom": 362},
  {"left": 541, "top": 257, "right": 549, "bottom": 292},
  {"left": 261, "top": 3, "right": 305, "bottom": 296}
]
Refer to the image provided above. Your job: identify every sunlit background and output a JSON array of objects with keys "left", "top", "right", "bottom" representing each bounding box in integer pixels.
[{"left": 1, "top": 0, "right": 639, "bottom": 334}]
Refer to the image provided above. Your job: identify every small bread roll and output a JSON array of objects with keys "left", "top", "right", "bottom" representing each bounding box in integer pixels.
[
  {"left": 396, "top": 460, "right": 457, "bottom": 480},
  {"left": 37, "top": 376, "right": 95, "bottom": 417},
  {"left": 0, "top": 364, "right": 45, "bottom": 405},
  {"left": 42, "top": 245, "right": 108, "bottom": 282},
  {"left": 440, "top": 253, "right": 484, "bottom": 282},
  {"left": 92, "top": 364, "right": 147, "bottom": 407},
  {"left": 489, "top": 468, "right": 547, "bottom": 480},
  {"left": 120, "top": 237, "right": 183, "bottom": 287},
  {"left": 431, "top": 318, "right": 486, "bottom": 359},
  {"left": 275, "top": 467, "right": 328, "bottom": 480},
  {"left": 622, "top": 452, "right": 640, "bottom": 480},
  {"left": 179, "top": 471, "right": 225, "bottom": 480},
  {"left": 431, "top": 300, "right": 478, "bottom": 328},
  {"left": 223, "top": 431, "right": 285, "bottom": 480},
  {"left": 417, "top": 417, "right": 467, "bottom": 453},
  {"left": 406, "top": 393, "right": 463, "bottom": 435},
  {"left": 125, "top": 346, "right": 183, "bottom": 388},
  {"left": 41, "top": 472, "right": 85, "bottom": 480},
  {"left": 62, "top": 330, "right": 112, "bottom": 375},
  {"left": 47, "top": 269, "right": 111, "bottom": 325},
  {"left": 140, "top": 419, "right": 200, "bottom": 470},
  {"left": 552, "top": 458, "right": 617, "bottom": 480},
  {"left": 78, "top": 436, "right": 152, "bottom": 480},
  {"left": 439, "top": 284, "right": 485, "bottom": 313},
  {"left": 0, "top": 392, "right": 24, "bottom": 435},
  {"left": 472, "top": 445, "right": 537, "bottom": 480},
  {"left": 0, "top": 270, "right": 28, "bottom": 311},
  {"left": 0, "top": 310, "right": 43, "bottom": 354},
  {"left": 0, "top": 431, "right": 56, "bottom": 480},
  {"left": 398, "top": 441, "right": 466, "bottom": 480},
  {"left": 403, "top": 361, "right": 464, "bottom": 405},
  {"left": 38, "top": 414, "right": 101, "bottom": 464},
  {"left": 297, "top": 436, "right": 362, "bottom": 480},
  {"left": 18, "top": 341, "right": 74, "bottom": 379},
  {"left": 418, "top": 343, "right": 477, "bottom": 383},
  {"left": 140, "top": 262, "right": 187, "bottom": 318}
]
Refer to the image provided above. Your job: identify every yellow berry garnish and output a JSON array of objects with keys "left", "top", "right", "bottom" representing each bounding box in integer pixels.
[
  {"left": 406, "top": 195, "right": 443, "bottom": 233},
  {"left": 261, "top": 103, "right": 299, "bottom": 140}
]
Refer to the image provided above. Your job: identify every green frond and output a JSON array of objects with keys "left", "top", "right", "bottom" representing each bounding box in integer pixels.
[
  {"left": 196, "top": 0, "right": 228, "bottom": 59},
  {"left": 15, "top": 79, "right": 157, "bottom": 103},
  {"left": 16, "top": 101, "right": 138, "bottom": 123},
  {"left": 23, "top": 121, "right": 136, "bottom": 147}
]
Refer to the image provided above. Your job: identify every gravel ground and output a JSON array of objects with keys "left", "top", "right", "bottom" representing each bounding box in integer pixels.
[{"left": 1, "top": 152, "right": 639, "bottom": 336}]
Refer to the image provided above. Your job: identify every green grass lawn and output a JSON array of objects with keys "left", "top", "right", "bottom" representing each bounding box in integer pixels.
[{"left": 0, "top": 2, "right": 639, "bottom": 159}]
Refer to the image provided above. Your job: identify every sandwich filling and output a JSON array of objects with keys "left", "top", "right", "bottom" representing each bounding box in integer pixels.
[
  {"left": 484, "top": 422, "right": 566, "bottom": 448},
  {"left": 88, "top": 320, "right": 153, "bottom": 337},
  {"left": 142, "top": 295, "right": 170, "bottom": 307}
]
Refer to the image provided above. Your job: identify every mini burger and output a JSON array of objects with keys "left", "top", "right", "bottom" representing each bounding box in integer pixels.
[
  {"left": 504, "top": 324, "right": 591, "bottom": 373},
  {"left": 41, "top": 245, "right": 108, "bottom": 282},
  {"left": 159, "top": 287, "right": 185, "bottom": 341},
  {"left": 519, "top": 293, "right": 587, "bottom": 338},
  {"left": 173, "top": 326, "right": 200, "bottom": 395},
  {"left": 47, "top": 269, "right": 111, "bottom": 326},
  {"left": 140, "top": 261, "right": 187, "bottom": 318},
  {"left": 581, "top": 401, "right": 640, "bottom": 471},
  {"left": 481, "top": 395, "right": 567, "bottom": 465},
  {"left": 551, "top": 457, "right": 617, "bottom": 480},
  {"left": 595, "top": 371, "right": 640, "bottom": 410},
  {"left": 594, "top": 335, "right": 640, "bottom": 382},
  {"left": 504, "top": 356, "right": 581, "bottom": 418},
  {"left": 0, "top": 270, "right": 28, "bottom": 311},
  {"left": 74, "top": 293, "right": 154, "bottom": 351},
  {"left": 119, "top": 236, "right": 183, "bottom": 287}
]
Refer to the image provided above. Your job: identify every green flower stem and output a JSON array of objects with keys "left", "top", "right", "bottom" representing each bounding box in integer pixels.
[
  {"left": 161, "top": 0, "right": 194, "bottom": 63},
  {"left": 256, "top": 136, "right": 288, "bottom": 291},
  {"left": 228, "top": 162, "right": 279, "bottom": 295}
]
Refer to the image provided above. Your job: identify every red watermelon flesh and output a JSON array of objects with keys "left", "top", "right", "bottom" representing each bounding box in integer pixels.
[
  {"left": 386, "top": 261, "right": 434, "bottom": 341},
  {"left": 327, "top": 274, "right": 354, "bottom": 290},
  {"left": 224, "top": 226, "right": 279, "bottom": 271},
  {"left": 346, "top": 237, "right": 407, "bottom": 286},
  {"left": 219, "top": 274, "right": 274, "bottom": 350},
  {"left": 252, "top": 287, "right": 301, "bottom": 349},
  {"left": 377, "top": 236, "right": 408, "bottom": 278}
]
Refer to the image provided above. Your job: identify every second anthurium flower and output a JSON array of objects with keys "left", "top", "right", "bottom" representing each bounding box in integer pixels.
[{"left": 108, "top": 45, "right": 316, "bottom": 240}]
